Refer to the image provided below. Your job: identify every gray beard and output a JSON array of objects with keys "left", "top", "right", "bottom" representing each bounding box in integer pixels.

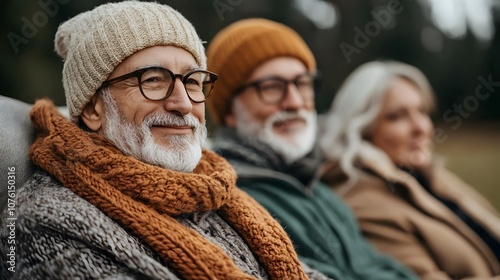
[
  {"left": 100, "top": 90, "right": 207, "bottom": 173},
  {"left": 232, "top": 99, "right": 317, "bottom": 164}
]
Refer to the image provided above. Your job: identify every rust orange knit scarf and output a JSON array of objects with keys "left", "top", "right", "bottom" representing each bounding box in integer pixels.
[{"left": 28, "top": 100, "right": 307, "bottom": 280}]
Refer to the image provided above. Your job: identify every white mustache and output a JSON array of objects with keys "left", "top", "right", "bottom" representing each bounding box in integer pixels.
[
  {"left": 269, "top": 111, "right": 307, "bottom": 125},
  {"left": 143, "top": 112, "right": 200, "bottom": 129}
]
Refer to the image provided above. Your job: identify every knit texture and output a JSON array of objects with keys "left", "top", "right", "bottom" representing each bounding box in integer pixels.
[
  {"left": 206, "top": 18, "right": 316, "bottom": 124},
  {"left": 54, "top": 1, "right": 206, "bottom": 122},
  {"left": 27, "top": 99, "right": 308, "bottom": 280},
  {"left": 0, "top": 171, "right": 268, "bottom": 279}
]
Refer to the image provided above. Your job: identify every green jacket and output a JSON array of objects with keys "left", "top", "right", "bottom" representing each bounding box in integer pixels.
[
  {"left": 213, "top": 128, "right": 417, "bottom": 280},
  {"left": 236, "top": 165, "right": 416, "bottom": 280}
]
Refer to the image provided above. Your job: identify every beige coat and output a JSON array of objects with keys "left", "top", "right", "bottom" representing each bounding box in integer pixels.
[{"left": 321, "top": 152, "right": 500, "bottom": 280}]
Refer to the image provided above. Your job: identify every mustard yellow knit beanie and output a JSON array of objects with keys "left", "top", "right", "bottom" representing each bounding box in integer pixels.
[
  {"left": 55, "top": 1, "right": 206, "bottom": 122},
  {"left": 206, "top": 18, "right": 316, "bottom": 125}
]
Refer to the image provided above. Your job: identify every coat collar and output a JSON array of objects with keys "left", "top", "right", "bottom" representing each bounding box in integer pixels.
[
  {"left": 322, "top": 142, "right": 500, "bottom": 273},
  {"left": 213, "top": 127, "right": 323, "bottom": 188},
  {"left": 357, "top": 143, "right": 500, "bottom": 239}
]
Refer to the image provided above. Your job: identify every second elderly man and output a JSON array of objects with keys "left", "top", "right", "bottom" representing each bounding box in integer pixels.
[{"left": 207, "top": 18, "right": 418, "bottom": 280}]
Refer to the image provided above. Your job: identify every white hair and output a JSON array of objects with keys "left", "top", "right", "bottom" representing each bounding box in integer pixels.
[{"left": 319, "top": 61, "right": 435, "bottom": 189}]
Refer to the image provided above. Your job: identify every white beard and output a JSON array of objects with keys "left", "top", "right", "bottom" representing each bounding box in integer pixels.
[
  {"left": 233, "top": 100, "right": 317, "bottom": 164},
  {"left": 100, "top": 90, "right": 206, "bottom": 173}
]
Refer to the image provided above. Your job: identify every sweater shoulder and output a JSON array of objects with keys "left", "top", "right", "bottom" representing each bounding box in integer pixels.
[
  {"left": 11, "top": 171, "right": 139, "bottom": 248},
  {"left": 16, "top": 171, "right": 108, "bottom": 228},
  {"left": 2, "top": 171, "right": 179, "bottom": 279}
]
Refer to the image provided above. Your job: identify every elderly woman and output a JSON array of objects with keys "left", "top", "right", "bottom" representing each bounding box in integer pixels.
[{"left": 319, "top": 61, "right": 500, "bottom": 280}]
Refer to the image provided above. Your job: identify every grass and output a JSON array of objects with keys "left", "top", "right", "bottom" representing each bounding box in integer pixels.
[{"left": 434, "top": 121, "right": 500, "bottom": 211}]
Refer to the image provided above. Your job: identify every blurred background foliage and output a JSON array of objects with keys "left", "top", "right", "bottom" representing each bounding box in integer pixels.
[{"left": 1, "top": 0, "right": 499, "bottom": 208}]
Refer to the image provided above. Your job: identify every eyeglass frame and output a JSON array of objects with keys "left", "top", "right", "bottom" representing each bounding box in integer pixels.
[
  {"left": 97, "top": 66, "right": 218, "bottom": 103},
  {"left": 232, "top": 71, "right": 320, "bottom": 105}
]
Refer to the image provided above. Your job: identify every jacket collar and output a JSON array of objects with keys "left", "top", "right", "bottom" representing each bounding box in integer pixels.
[
  {"left": 213, "top": 127, "right": 323, "bottom": 188},
  {"left": 334, "top": 142, "right": 500, "bottom": 272}
]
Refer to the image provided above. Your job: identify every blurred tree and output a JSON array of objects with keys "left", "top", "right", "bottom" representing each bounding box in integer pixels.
[
  {"left": 0, "top": 0, "right": 498, "bottom": 208},
  {"left": 1, "top": 0, "right": 499, "bottom": 122}
]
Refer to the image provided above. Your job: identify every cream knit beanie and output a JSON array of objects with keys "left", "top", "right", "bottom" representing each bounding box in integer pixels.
[{"left": 55, "top": 1, "right": 206, "bottom": 122}]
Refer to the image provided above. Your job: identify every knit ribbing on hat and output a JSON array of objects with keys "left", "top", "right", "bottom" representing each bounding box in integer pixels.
[
  {"left": 206, "top": 18, "right": 316, "bottom": 125},
  {"left": 54, "top": 1, "right": 206, "bottom": 122}
]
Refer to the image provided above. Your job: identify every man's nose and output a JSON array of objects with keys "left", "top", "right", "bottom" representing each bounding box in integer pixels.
[
  {"left": 280, "top": 83, "right": 304, "bottom": 111},
  {"left": 162, "top": 79, "right": 193, "bottom": 115}
]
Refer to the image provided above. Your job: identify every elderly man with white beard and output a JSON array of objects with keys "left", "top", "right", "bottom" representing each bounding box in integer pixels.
[
  {"left": 207, "top": 18, "right": 418, "bottom": 280},
  {"left": 0, "top": 3, "right": 334, "bottom": 280}
]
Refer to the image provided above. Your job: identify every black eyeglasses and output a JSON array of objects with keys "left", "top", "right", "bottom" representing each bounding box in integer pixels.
[
  {"left": 232, "top": 72, "right": 319, "bottom": 104},
  {"left": 98, "top": 66, "right": 218, "bottom": 103}
]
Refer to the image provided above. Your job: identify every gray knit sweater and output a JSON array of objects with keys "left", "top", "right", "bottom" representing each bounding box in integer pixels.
[{"left": 0, "top": 171, "right": 329, "bottom": 280}]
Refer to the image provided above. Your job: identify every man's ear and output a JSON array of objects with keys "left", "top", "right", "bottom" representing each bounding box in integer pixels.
[{"left": 81, "top": 94, "right": 105, "bottom": 132}]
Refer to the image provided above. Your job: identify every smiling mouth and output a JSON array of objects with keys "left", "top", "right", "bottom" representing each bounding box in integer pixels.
[
  {"left": 273, "top": 118, "right": 306, "bottom": 132},
  {"left": 151, "top": 125, "right": 193, "bottom": 134}
]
